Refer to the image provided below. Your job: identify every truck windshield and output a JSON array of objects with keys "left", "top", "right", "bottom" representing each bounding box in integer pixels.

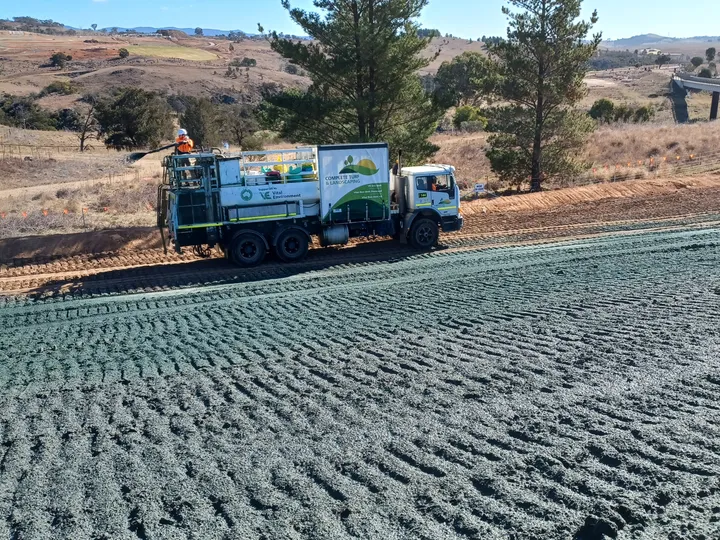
[{"left": 416, "top": 175, "right": 454, "bottom": 192}]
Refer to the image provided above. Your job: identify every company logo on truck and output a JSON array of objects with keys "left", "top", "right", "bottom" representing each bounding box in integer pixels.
[
  {"left": 324, "top": 156, "right": 380, "bottom": 186},
  {"left": 339, "top": 156, "right": 379, "bottom": 176},
  {"left": 241, "top": 189, "right": 253, "bottom": 202}
]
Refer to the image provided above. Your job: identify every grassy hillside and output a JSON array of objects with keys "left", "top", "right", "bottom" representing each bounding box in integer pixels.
[
  {"left": 126, "top": 44, "right": 219, "bottom": 61},
  {"left": 0, "top": 31, "right": 306, "bottom": 102}
]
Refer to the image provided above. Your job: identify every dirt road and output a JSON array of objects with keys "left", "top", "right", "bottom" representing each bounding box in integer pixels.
[{"left": 0, "top": 226, "right": 718, "bottom": 539}]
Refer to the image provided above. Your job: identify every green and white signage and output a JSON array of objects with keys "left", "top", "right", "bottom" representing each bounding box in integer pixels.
[{"left": 318, "top": 144, "right": 390, "bottom": 223}]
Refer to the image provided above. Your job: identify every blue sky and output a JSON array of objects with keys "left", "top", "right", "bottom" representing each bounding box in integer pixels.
[{"left": 2, "top": 0, "right": 717, "bottom": 40}]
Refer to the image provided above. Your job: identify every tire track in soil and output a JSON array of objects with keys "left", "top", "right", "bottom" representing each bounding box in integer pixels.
[
  {"left": 1, "top": 212, "right": 719, "bottom": 299},
  {"left": 1, "top": 228, "right": 720, "bottom": 538}
]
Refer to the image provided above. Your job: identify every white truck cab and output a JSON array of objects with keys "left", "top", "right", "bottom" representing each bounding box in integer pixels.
[{"left": 390, "top": 164, "right": 463, "bottom": 246}]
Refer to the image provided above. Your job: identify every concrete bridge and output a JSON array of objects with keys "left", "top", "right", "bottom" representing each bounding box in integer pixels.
[{"left": 672, "top": 73, "right": 720, "bottom": 120}]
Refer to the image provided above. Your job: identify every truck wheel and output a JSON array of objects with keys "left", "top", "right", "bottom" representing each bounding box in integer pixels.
[
  {"left": 231, "top": 233, "right": 267, "bottom": 267},
  {"left": 409, "top": 218, "right": 439, "bottom": 250},
  {"left": 275, "top": 229, "right": 309, "bottom": 262}
]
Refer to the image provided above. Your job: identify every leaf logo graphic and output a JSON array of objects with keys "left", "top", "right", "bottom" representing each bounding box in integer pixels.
[{"left": 339, "top": 157, "right": 379, "bottom": 176}]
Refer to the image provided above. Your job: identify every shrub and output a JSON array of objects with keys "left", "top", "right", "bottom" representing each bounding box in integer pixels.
[
  {"left": 698, "top": 68, "right": 713, "bottom": 78},
  {"left": 283, "top": 64, "right": 299, "bottom": 75},
  {"left": 49, "top": 52, "right": 72, "bottom": 68},
  {"left": 655, "top": 54, "right": 672, "bottom": 66},
  {"left": 40, "top": 80, "right": 80, "bottom": 96},
  {"left": 633, "top": 106, "right": 654, "bottom": 123},
  {"left": 453, "top": 105, "right": 485, "bottom": 129},
  {"left": 56, "top": 108, "right": 82, "bottom": 131},
  {"left": 589, "top": 98, "right": 615, "bottom": 123},
  {"left": 230, "top": 58, "right": 257, "bottom": 68},
  {"left": 613, "top": 104, "right": 633, "bottom": 123},
  {"left": 691, "top": 57, "right": 704, "bottom": 68},
  {"left": 599, "top": 102, "right": 654, "bottom": 124},
  {"left": 119, "top": 48, "right": 130, "bottom": 59}
]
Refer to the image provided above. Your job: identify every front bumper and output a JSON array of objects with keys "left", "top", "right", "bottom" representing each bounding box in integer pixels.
[{"left": 441, "top": 215, "right": 463, "bottom": 233}]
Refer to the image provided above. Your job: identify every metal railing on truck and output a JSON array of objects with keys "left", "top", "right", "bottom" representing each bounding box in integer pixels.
[
  {"left": 221, "top": 148, "right": 318, "bottom": 186},
  {"left": 158, "top": 148, "right": 321, "bottom": 251}
]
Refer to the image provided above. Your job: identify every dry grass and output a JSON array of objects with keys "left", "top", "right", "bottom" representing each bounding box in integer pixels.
[
  {"left": 3, "top": 115, "right": 720, "bottom": 237},
  {"left": 584, "top": 121, "right": 720, "bottom": 166},
  {"left": 0, "top": 179, "right": 156, "bottom": 238},
  {"left": 0, "top": 127, "right": 160, "bottom": 237},
  {"left": 432, "top": 120, "right": 720, "bottom": 190},
  {"left": 0, "top": 155, "right": 132, "bottom": 190},
  {"left": 580, "top": 69, "right": 675, "bottom": 121},
  {"left": 430, "top": 132, "right": 494, "bottom": 189},
  {"left": 0, "top": 32, "right": 308, "bottom": 101},
  {"left": 420, "top": 37, "right": 487, "bottom": 74}
]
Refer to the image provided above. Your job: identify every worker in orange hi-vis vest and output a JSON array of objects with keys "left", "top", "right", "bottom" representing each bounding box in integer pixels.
[
  {"left": 175, "top": 128, "right": 195, "bottom": 180},
  {"left": 175, "top": 128, "right": 194, "bottom": 154}
]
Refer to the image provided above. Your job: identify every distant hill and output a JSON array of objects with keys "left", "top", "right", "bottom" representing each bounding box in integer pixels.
[
  {"left": 100, "top": 27, "right": 260, "bottom": 37},
  {"left": 605, "top": 34, "right": 720, "bottom": 48}
]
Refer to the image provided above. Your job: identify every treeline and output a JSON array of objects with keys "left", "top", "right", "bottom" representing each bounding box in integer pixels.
[
  {"left": 589, "top": 50, "right": 657, "bottom": 71},
  {"left": 0, "top": 88, "right": 264, "bottom": 151},
  {"left": 417, "top": 28, "right": 441, "bottom": 38},
  {"left": 0, "top": 95, "right": 84, "bottom": 132},
  {"left": 0, "top": 16, "right": 75, "bottom": 35},
  {"left": 480, "top": 36, "right": 504, "bottom": 46}
]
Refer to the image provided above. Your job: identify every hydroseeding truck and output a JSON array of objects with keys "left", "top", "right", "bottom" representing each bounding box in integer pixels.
[{"left": 157, "top": 143, "right": 463, "bottom": 266}]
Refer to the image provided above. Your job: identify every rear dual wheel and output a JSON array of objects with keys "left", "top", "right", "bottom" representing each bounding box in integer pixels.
[
  {"left": 275, "top": 229, "right": 309, "bottom": 263},
  {"left": 230, "top": 233, "right": 266, "bottom": 267}
]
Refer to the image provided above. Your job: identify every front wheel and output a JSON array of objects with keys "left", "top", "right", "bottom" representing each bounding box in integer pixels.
[
  {"left": 275, "top": 229, "right": 309, "bottom": 263},
  {"left": 230, "top": 233, "right": 267, "bottom": 267},
  {"left": 409, "top": 218, "right": 439, "bottom": 250}
]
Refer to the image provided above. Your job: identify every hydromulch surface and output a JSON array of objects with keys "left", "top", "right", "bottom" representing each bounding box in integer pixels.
[{"left": 0, "top": 227, "right": 718, "bottom": 539}]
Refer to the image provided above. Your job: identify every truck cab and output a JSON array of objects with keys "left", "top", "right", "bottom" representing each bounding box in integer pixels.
[{"left": 391, "top": 164, "right": 463, "bottom": 247}]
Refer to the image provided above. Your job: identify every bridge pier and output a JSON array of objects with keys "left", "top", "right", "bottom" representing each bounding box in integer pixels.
[{"left": 711, "top": 92, "right": 720, "bottom": 121}]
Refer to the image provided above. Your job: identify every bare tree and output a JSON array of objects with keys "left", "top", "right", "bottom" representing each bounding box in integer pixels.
[{"left": 76, "top": 97, "right": 98, "bottom": 152}]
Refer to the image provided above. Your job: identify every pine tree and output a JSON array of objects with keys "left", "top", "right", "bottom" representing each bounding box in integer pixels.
[
  {"left": 485, "top": 0, "right": 601, "bottom": 191},
  {"left": 260, "top": 0, "right": 444, "bottom": 163}
]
